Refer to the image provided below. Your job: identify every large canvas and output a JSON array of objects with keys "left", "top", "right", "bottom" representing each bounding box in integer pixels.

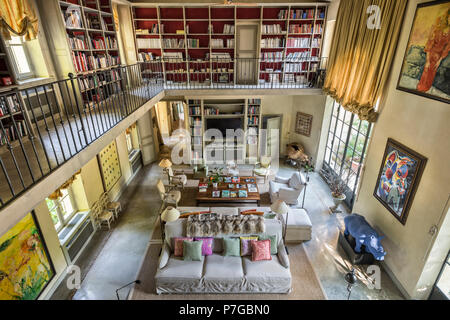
[
  {"left": 98, "top": 140, "right": 122, "bottom": 191},
  {"left": 397, "top": 0, "right": 450, "bottom": 103},
  {"left": 373, "top": 139, "right": 427, "bottom": 225},
  {"left": 0, "top": 212, "right": 55, "bottom": 300}
]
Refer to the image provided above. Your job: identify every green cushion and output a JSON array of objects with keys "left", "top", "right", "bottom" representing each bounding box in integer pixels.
[
  {"left": 223, "top": 237, "right": 240, "bottom": 256},
  {"left": 259, "top": 234, "right": 277, "bottom": 255},
  {"left": 183, "top": 240, "right": 203, "bottom": 261},
  {"left": 254, "top": 168, "right": 267, "bottom": 176}
]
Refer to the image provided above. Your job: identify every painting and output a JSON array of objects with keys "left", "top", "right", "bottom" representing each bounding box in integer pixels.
[
  {"left": 98, "top": 140, "right": 122, "bottom": 191},
  {"left": 0, "top": 212, "right": 55, "bottom": 300},
  {"left": 373, "top": 139, "right": 427, "bottom": 225},
  {"left": 295, "top": 112, "right": 313, "bottom": 137},
  {"left": 397, "top": 0, "right": 450, "bottom": 103}
]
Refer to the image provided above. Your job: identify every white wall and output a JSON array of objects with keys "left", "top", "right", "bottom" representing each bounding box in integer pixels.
[{"left": 352, "top": 0, "right": 450, "bottom": 299}]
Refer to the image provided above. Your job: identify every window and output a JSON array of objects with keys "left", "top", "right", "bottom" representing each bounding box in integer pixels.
[
  {"left": 434, "top": 251, "right": 450, "bottom": 299},
  {"left": 322, "top": 100, "right": 372, "bottom": 209},
  {"left": 6, "top": 36, "right": 34, "bottom": 80},
  {"left": 126, "top": 131, "right": 133, "bottom": 154},
  {"left": 46, "top": 188, "right": 77, "bottom": 232}
]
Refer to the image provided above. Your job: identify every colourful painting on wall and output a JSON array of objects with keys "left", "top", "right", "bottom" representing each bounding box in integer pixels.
[
  {"left": 373, "top": 139, "right": 427, "bottom": 225},
  {"left": 397, "top": 0, "right": 450, "bottom": 103},
  {"left": 0, "top": 212, "right": 55, "bottom": 300}
]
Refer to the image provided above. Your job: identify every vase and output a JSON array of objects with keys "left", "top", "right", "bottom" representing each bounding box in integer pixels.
[
  {"left": 330, "top": 193, "right": 346, "bottom": 213},
  {"left": 213, "top": 182, "right": 218, "bottom": 189}
]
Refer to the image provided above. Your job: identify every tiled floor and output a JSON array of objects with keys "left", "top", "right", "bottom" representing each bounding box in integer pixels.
[{"left": 50, "top": 162, "right": 404, "bottom": 300}]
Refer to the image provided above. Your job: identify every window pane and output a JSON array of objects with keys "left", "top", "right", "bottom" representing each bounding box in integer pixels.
[
  {"left": 11, "top": 46, "right": 31, "bottom": 74},
  {"left": 436, "top": 261, "right": 450, "bottom": 299},
  {"left": 60, "top": 195, "right": 74, "bottom": 220},
  {"left": 50, "top": 208, "right": 61, "bottom": 229},
  {"left": 9, "top": 36, "right": 22, "bottom": 45}
]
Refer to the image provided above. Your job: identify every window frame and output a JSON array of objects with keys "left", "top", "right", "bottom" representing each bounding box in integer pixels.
[
  {"left": 5, "top": 35, "right": 35, "bottom": 80},
  {"left": 46, "top": 187, "right": 78, "bottom": 233}
]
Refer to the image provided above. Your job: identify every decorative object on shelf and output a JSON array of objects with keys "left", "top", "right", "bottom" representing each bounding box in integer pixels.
[
  {"left": 295, "top": 112, "right": 313, "bottom": 137},
  {"left": 397, "top": 0, "right": 450, "bottom": 104},
  {"left": 373, "top": 138, "right": 427, "bottom": 225},
  {"left": 0, "top": 211, "right": 55, "bottom": 300},
  {"left": 321, "top": 168, "right": 352, "bottom": 214},
  {"left": 344, "top": 213, "right": 387, "bottom": 261},
  {"left": 270, "top": 199, "right": 289, "bottom": 253},
  {"left": 344, "top": 268, "right": 357, "bottom": 300},
  {"left": 98, "top": 140, "right": 122, "bottom": 191},
  {"left": 1, "top": 77, "right": 12, "bottom": 86}
]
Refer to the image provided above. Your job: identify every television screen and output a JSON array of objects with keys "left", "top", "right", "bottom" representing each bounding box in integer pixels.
[{"left": 206, "top": 118, "right": 243, "bottom": 137}]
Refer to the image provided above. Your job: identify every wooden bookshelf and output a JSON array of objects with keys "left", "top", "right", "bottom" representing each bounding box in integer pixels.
[
  {"left": 0, "top": 93, "right": 28, "bottom": 147},
  {"left": 131, "top": 4, "right": 327, "bottom": 86},
  {"left": 245, "top": 98, "right": 261, "bottom": 160},
  {"left": 188, "top": 99, "right": 203, "bottom": 164},
  {"left": 0, "top": 36, "right": 17, "bottom": 92}
]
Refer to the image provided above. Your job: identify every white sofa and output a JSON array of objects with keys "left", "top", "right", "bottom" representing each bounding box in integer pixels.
[
  {"left": 269, "top": 172, "right": 307, "bottom": 205},
  {"left": 155, "top": 207, "right": 291, "bottom": 294}
]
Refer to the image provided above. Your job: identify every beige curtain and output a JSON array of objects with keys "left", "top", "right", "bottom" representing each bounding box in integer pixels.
[
  {"left": 0, "top": 0, "right": 38, "bottom": 41},
  {"left": 323, "top": 0, "right": 407, "bottom": 122},
  {"left": 48, "top": 170, "right": 81, "bottom": 200}
]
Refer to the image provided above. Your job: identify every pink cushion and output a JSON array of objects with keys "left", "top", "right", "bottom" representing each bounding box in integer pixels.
[
  {"left": 194, "top": 237, "right": 213, "bottom": 256},
  {"left": 240, "top": 236, "right": 258, "bottom": 256},
  {"left": 250, "top": 240, "right": 272, "bottom": 261},
  {"left": 173, "top": 237, "right": 193, "bottom": 257}
]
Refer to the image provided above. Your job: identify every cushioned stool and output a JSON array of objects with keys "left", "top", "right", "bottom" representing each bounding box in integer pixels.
[{"left": 280, "top": 208, "right": 312, "bottom": 243}]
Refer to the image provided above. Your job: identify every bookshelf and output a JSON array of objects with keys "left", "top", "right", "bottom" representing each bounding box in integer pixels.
[
  {"left": 0, "top": 37, "right": 17, "bottom": 92},
  {"left": 188, "top": 99, "right": 203, "bottom": 164},
  {"left": 132, "top": 4, "right": 327, "bottom": 87},
  {"left": 0, "top": 93, "right": 28, "bottom": 147},
  {"left": 245, "top": 98, "right": 261, "bottom": 160}
]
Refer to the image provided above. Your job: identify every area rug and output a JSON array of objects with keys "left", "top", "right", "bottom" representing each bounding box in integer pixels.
[{"left": 129, "top": 218, "right": 326, "bottom": 300}]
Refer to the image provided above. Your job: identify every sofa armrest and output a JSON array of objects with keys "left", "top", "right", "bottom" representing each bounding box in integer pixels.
[
  {"left": 158, "top": 243, "right": 171, "bottom": 269},
  {"left": 279, "top": 187, "right": 301, "bottom": 200},
  {"left": 275, "top": 176, "right": 290, "bottom": 184},
  {"left": 277, "top": 243, "right": 290, "bottom": 268}
]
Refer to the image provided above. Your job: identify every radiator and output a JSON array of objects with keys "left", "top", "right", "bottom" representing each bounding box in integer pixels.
[{"left": 60, "top": 212, "right": 95, "bottom": 264}]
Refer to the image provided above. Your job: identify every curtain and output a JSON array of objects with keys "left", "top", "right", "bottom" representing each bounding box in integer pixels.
[
  {"left": 323, "top": 0, "right": 407, "bottom": 122},
  {"left": 48, "top": 170, "right": 81, "bottom": 200},
  {"left": 0, "top": 0, "right": 38, "bottom": 41}
]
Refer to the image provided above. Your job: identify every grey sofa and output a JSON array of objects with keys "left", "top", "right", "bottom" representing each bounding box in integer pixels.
[{"left": 155, "top": 207, "right": 291, "bottom": 294}]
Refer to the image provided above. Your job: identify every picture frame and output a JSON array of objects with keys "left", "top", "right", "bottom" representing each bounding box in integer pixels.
[
  {"left": 396, "top": 0, "right": 450, "bottom": 104},
  {"left": 97, "top": 140, "right": 122, "bottom": 191},
  {"left": 373, "top": 138, "right": 427, "bottom": 225},
  {"left": 295, "top": 112, "right": 313, "bottom": 137},
  {"left": 0, "top": 211, "right": 55, "bottom": 300}
]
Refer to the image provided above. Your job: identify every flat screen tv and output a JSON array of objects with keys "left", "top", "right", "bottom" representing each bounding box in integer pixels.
[{"left": 206, "top": 118, "right": 243, "bottom": 137}]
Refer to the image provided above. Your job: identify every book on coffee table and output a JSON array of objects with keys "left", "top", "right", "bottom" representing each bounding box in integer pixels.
[
  {"left": 238, "top": 190, "right": 248, "bottom": 198},
  {"left": 222, "top": 190, "right": 230, "bottom": 198},
  {"left": 237, "top": 184, "right": 246, "bottom": 189},
  {"left": 230, "top": 191, "right": 237, "bottom": 198},
  {"left": 224, "top": 177, "right": 232, "bottom": 183},
  {"left": 247, "top": 183, "right": 257, "bottom": 189},
  {"left": 231, "top": 177, "right": 240, "bottom": 183},
  {"left": 248, "top": 187, "right": 258, "bottom": 193},
  {"left": 199, "top": 183, "right": 208, "bottom": 188},
  {"left": 212, "top": 191, "right": 220, "bottom": 198},
  {"left": 228, "top": 184, "right": 235, "bottom": 189},
  {"left": 199, "top": 187, "right": 207, "bottom": 193}
]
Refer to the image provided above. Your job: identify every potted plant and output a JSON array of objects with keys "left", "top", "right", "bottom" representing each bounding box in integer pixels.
[
  {"left": 321, "top": 169, "right": 352, "bottom": 213},
  {"left": 208, "top": 167, "right": 223, "bottom": 189}
]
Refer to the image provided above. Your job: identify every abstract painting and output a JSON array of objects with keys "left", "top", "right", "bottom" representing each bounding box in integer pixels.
[
  {"left": 373, "top": 139, "right": 427, "bottom": 225},
  {"left": 397, "top": 0, "right": 450, "bottom": 103},
  {"left": 0, "top": 212, "right": 55, "bottom": 300},
  {"left": 98, "top": 140, "right": 122, "bottom": 191}
]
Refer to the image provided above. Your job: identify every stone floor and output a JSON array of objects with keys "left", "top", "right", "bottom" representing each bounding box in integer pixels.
[{"left": 50, "top": 161, "right": 404, "bottom": 300}]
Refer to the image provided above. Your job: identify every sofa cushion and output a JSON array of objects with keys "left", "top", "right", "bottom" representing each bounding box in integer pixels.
[
  {"left": 183, "top": 240, "right": 203, "bottom": 261},
  {"left": 243, "top": 255, "right": 291, "bottom": 282},
  {"left": 155, "top": 255, "right": 204, "bottom": 281},
  {"left": 173, "top": 237, "right": 193, "bottom": 257},
  {"left": 258, "top": 234, "right": 278, "bottom": 255},
  {"left": 203, "top": 254, "right": 244, "bottom": 280},
  {"left": 288, "top": 172, "right": 302, "bottom": 190},
  {"left": 269, "top": 181, "right": 283, "bottom": 195},
  {"left": 250, "top": 240, "right": 272, "bottom": 261},
  {"left": 223, "top": 237, "right": 240, "bottom": 256},
  {"left": 240, "top": 236, "right": 258, "bottom": 256},
  {"left": 194, "top": 237, "right": 213, "bottom": 256},
  {"left": 212, "top": 207, "right": 238, "bottom": 216}
]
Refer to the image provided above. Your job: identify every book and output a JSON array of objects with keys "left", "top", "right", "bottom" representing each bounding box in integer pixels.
[
  {"left": 228, "top": 184, "right": 235, "bottom": 189},
  {"left": 222, "top": 190, "right": 230, "bottom": 198},
  {"left": 199, "top": 187, "right": 207, "bottom": 193},
  {"left": 199, "top": 183, "right": 208, "bottom": 188},
  {"left": 247, "top": 184, "right": 257, "bottom": 189},
  {"left": 224, "top": 177, "right": 232, "bottom": 183},
  {"left": 212, "top": 191, "right": 220, "bottom": 198},
  {"left": 248, "top": 187, "right": 258, "bottom": 193},
  {"left": 237, "top": 184, "right": 246, "bottom": 189},
  {"left": 231, "top": 177, "right": 240, "bottom": 183},
  {"left": 230, "top": 191, "right": 237, "bottom": 198},
  {"left": 245, "top": 178, "right": 255, "bottom": 183},
  {"left": 238, "top": 190, "right": 248, "bottom": 198}
]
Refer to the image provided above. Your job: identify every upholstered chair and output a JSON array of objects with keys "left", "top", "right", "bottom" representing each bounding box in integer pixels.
[
  {"left": 269, "top": 172, "right": 307, "bottom": 205},
  {"left": 157, "top": 179, "right": 181, "bottom": 207},
  {"left": 167, "top": 167, "right": 187, "bottom": 189}
]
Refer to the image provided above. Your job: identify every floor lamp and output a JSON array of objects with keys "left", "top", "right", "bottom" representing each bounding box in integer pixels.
[
  {"left": 159, "top": 158, "right": 172, "bottom": 183},
  {"left": 160, "top": 206, "right": 180, "bottom": 243},
  {"left": 271, "top": 200, "right": 289, "bottom": 254}
]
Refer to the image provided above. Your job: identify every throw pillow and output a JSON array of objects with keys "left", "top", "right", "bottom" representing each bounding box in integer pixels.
[
  {"left": 259, "top": 234, "right": 278, "bottom": 254},
  {"left": 173, "top": 237, "right": 193, "bottom": 257},
  {"left": 179, "top": 211, "right": 211, "bottom": 219},
  {"left": 183, "top": 240, "right": 203, "bottom": 261},
  {"left": 288, "top": 172, "right": 302, "bottom": 190},
  {"left": 194, "top": 237, "right": 213, "bottom": 256},
  {"left": 240, "top": 236, "right": 258, "bottom": 256},
  {"left": 240, "top": 209, "right": 257, "bottom": 214},
  {"left": 223, "top": 237, "right": 240, "bottom": 256},
  {"left": 241, "top": 211, "right": 264, "bottom": 216},
  {"left": 250, "top": 240, "right": 272, "bottom": 261}
]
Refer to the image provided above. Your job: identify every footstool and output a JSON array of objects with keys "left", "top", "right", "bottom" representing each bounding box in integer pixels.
[{"left": 279, "top": 208, "right": 312, "bottom": 243}]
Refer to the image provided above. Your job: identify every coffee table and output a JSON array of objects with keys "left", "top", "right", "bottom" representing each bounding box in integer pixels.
[{"left": 196, "top": 176, "right": 260, "bottom": 206}]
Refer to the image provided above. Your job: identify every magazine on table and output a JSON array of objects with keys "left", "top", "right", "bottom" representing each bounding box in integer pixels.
[
  {"left": 230, "top": 191, "right": 238, "bottom": 198},
  {"left": 238, "top": 190, "right": 248, "bottom": 198},
  {"left": 222, "top": 190, "right": 230, "bottom": 198},
  {"left": 228, "top": 184, "right": 235, "bottom": 189},
  {"left": 231, "top": 177, "right": 240, "bottom": 183},
  {"left": 212, "top": 191, "right": 220, "bottom": 197},
  {"left": 248, "top": 186, "right": 258, "bottom": 193}
]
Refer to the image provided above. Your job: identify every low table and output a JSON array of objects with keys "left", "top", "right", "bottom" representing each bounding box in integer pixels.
[{"left": 196, "top": 176, "right": 260, "bottom": 206}]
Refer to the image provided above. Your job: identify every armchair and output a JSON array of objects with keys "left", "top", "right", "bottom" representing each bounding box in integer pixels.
[
  {"left": 269, "top": 172, "right": 307, "bottom": 205},
  {"left": 252, "top": 156, "right": 272, "bottom": 183},
  {"left": 156, "top": 180, "right": 181, "bottom": 208},
  {"left": 167, "top": 167, "right": 187, "bottom": 189}
]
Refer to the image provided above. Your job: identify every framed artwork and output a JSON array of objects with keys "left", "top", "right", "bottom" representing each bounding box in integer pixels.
[
  {"left": 396, "top": 0, "right": 450, "bottom": 103},
  {"left": 295, "top": 112, "right": 313, "bottom": 137},
  {"left": 0, "top": 212, "right": 55, "bottom": 300},
  {"left": 97, "top": 140, "right": 122, "bottom": 191},
  {"left": 373, "top": 138, "right": 427, "bottom": 225}
]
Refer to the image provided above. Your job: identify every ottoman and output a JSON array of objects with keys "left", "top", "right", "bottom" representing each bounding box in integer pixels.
[{"left": 280, "top": 209, "right": 312, "bottom": 243}]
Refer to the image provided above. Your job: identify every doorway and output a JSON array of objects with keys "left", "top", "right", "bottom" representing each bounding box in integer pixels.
[
  {"left": 261, "top": 115, "right": 282, "bottom": 157},
  {"left": 236, "top": 24, "right": 259, "bottom": 85}
]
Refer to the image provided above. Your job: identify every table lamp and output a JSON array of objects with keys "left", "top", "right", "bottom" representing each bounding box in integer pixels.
[
  {"left": 160, "top": 206, "right": 180, "bottom": 243},
  {"left": 270, "top": 200, "right": 289, "bottom": 254},
  {"left": 159, "top": 158, "right": 172, "bottom": 181}
]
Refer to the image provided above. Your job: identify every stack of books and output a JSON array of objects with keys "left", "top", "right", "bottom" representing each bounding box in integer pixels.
[{"left": 261, "top": 24, "right": 284, "bottom": 34}]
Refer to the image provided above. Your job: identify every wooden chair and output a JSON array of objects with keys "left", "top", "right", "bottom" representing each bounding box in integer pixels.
[
  {"left": 92, "top": 199, "right": 114, "bottom": 230},
  {"left": 157, "top": 179, "right": 181, "bottom": 208},
  {"left": 167, "top": 167, "right": 187, "bottom": 189},
  {"left": 100, "top": 192, "right": 122, "bottom": 220}
]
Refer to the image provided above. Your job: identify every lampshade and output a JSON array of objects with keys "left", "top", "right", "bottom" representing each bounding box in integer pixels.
[
  {"left": 161, "top": 206, "right": 180, "bottom": 222},
  {"left": 270, "top": 200, "right": 288, "bottom": 215},
  {"left": 159, "top": 158, "right": 172, "bottom": 169}
]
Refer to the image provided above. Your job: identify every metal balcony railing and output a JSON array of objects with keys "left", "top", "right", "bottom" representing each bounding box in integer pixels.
[{"left": 0, "top": 58, "right": 326, "bottom": 210}]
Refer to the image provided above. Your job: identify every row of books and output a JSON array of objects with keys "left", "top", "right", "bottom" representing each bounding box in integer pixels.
[
  {"left": 191, "top": 127, "right": 202, "bottom": 136},
  {"left": 277, "top": 9, "right": 289, "bottom": 20},
  {"left": 63, "top": 10, "right": 83, "bottom": 28},
  {"left": 105, "top": 36, "right": 118, "bottom": 49},
  {"left": 138, "top": 52, "right": 154, "bottom": 62},
  {"left": 69, "top": 36, "right": 88, "bottom": 50},
  {"left": 211, "top": 190, "right": 249, "bottom": 198},
  {"left": 286, "top": 51, "right": 313, "bottom": 61},
  {"left": 187, "top": 38, "right": 203, "bottom": 48},
  {"left": 248, "top": 99, "right": 261, "bottom": 104},
  {"left": 0, "top": 95, "right": 20, "bottom": 116},
  {"left": 289, "top": 24, "right": 313, "bottom": 34},
  {"left": 72, "top": 52, "right": 92, "bottom": 72},
  {"left": 0, "top": 121, "right": 27, "bottom": 146},
  {"left": 189, "top": 117, "right": 202, "bottom": 126},
  {"left": 189, "top": 106, "right": 201, "bottom": 115},
  {"left": 204, "top": 107, "right": 219, "bottom": 115},
  {"left": 286, "top": 38, "right": 311, "bottom": 48},
  {"left": 222, "top": 24, "right": 235, "bottom": 34},
  {"left": 290, "top": 9, "right": 315, "bottom": 20},
  {"left": 211, "top": 39, "right": 234, "bottom": 48},
  {"left": 260, "top": 52, "right": 283, "bottom": 61},
  {"left": 91, "top": 37, "right": 106, "bottom": 49},
  {"left": 261, "top": 24, "right": 284, "bottom": 34},
  {"left": 137, "top": 38, "right": 161, "bottom": 49},
  {"left": 162, "top": 38, "right": 185, "bottom": 48},
  {"left": 261, "top": 38, "right": 285, "bottom": 48},
  {"left": 135, "top": 23, "right": 159, "bottom": 34},
  {"left": 284, "top": 74, "right": 307, "bottom": 84},
  {"left": 248, "top": 116, "right": 259, "bottom": 125},
  {"left": 285, "top": 63, "right": 307, "bottom": 72},
  {"left": 248, "top": 106, "right": 260, "bottom": 114}
]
